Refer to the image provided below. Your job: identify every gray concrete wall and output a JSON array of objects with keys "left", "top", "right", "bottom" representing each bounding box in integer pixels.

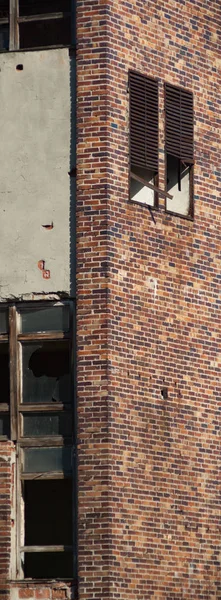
[{"left": 0, "top": 48, "right": 72, "bottom": 299}]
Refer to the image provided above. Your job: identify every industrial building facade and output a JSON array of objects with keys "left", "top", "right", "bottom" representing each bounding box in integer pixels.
[{"left": 0, "top": 0, "right": 220, "bottom": 599}]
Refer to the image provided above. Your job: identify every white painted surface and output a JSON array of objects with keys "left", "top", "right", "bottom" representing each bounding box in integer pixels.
[
  {"left": 0, "top": 48, "right": 72, "bottom": 298},
  {"left": 130, "top": 167, "right": 155, "bottom": 207}
]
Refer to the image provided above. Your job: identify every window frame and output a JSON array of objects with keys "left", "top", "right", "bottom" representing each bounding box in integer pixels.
[
  {"left": 0, "top": 300, "right": 75, "bottom": 580},
  {"left": 0, "top": 0, "right": 73, "bottom": 52}
]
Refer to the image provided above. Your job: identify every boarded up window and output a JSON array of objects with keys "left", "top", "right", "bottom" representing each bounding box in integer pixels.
[
  {"left": 129, "top": 71, "right": 158, "bottom": 207},
  {"left": 165, "top": 83, "right": 194, "bottom": 217}
]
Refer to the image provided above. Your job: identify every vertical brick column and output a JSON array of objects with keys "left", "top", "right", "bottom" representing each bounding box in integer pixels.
[{"left": 76, "top": 1, "right": 110, "bottom": 598}]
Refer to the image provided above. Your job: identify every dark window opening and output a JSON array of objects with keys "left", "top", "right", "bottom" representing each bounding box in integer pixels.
[
  {"left": 24, "top": 552, "right": 73, "bottom": 580},
  {"left": 19, "top": 0, "right": 71, "bottom": 16},
  {"left": 22, "top": 341, "right": 70, "bottom": 404},
  {"left": 0, "top": 344, "right": 10, "bottom": 404},
  {"left": 19, "top": 15, "right": 71, "bottom": 50},
  {"left": 0, "top": 24, "right": 8, "bottom": 49},
  {"left": 1, "top": 0, "right": 73, "bottom": 50},
  {"left": 24, "top": 479, "right": 72, "bottom": 546}
]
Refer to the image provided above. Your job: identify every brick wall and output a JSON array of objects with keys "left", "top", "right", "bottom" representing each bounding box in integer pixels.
[{"left": 77, "top": 0, "right": 221, "bottom": 598}]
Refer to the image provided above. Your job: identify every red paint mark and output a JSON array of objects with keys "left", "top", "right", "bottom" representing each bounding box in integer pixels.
[
  {"left": 38, "top": 260, "right": 45, "bottom": 271},
  {"left": 43, "top": 269, "right": 50, "bottom": 279}
]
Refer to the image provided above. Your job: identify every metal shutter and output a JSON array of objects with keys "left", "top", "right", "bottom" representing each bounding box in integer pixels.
[
  {"left": 129, "top": 71, "right": 158, "bottom": 173},
  {"left": 165, "top": 83, "right": 194, "bottom": 163}
]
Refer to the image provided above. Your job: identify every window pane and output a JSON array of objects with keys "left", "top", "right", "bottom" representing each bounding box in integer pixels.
[
  {"left": 22, "top": 341, "right": 70, "bottom": 404},
  {"left": 20, "top": 305, "right": 69, "bottom": 333},
  {"left": 24, "top": 551, "right": 73, "bottom": 579},
  {"left": 0, "top": 23, "right": 8, "bottom": 50},
  {"left": 0, "top": 344, "right": 10, "bottom": 404},
  {"left": 19, "top": 0, "right": 71, "bottom": 16},
  {"left": 25, "top": 479, "right": 72, "bottom": 545},
  {"left": 0, "top": 0, "right": 9, "bottom": 19},
  {"left": 166, "top": 154, "right": 191, "bottom": 216},
  {"left": 0, "top": 414, "right": 9, "bottom": 437},
  {"left": 0, "top": 310, "right": 8, "bottom": 334},
  {"left": 23, "top": 446, "right": 72, "bottom": 473},
  {"left": 19, "top": 16, "right": 71, "bottom": 49},
  {"left": 23, "top": 412, "right": 72, "bottom": 437}
]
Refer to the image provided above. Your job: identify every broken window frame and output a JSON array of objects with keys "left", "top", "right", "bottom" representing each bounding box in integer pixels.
[
  {"left": 0, "top": 301, "right": 74, "bottom": 580},
  {"left": 0, "top": 0, "right": 73, "bottom": 51}
]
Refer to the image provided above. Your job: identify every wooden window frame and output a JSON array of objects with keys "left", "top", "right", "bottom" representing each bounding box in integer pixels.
[
  {"left": 0, "top": 0, "right": 73, "bottom": 51},
  {"left": 0, "top": 300, "right": 74, "bottom": 580}
]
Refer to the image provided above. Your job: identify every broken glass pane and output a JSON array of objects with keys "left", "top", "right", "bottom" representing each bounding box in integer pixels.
[
  {"left": 20, "top": 304, "right": 69, "bottom": 333},
  {"left": 0, "top": 344, "right": 10, "bottom": 404},
  {"left": 24, "top": 479, "right": 72, "bottom": 545},
  {"left": 0, "top": 24, "right": 9, "bottom": 50},
  {"left": 22, "top": 341, "right": 71, "bottom": 404},
  {"left": 0, "top": 414, "right": 9, "bottom": 437},
  {"left": 23, "top": 446, "right": 72, "bottom": 473},
  {"left": 23, "top": 412, "right": 72, "bottom": 437},
  {"left": 0, "top": 310, "right": 8, "bottom": 334}
]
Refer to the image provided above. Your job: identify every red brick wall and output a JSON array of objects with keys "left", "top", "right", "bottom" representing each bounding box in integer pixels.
[{"left": 77, "top": 0, "right": 221, "bottom": 598}]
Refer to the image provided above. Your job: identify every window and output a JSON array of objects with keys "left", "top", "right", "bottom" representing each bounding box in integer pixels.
[
  {"left": 129, "top": 71, "right": 159, "bottom": 208},
  {"left": 0, "top": 302, "right": 74, "bottom": 580},
  {"left": 0, "top": 0, "right": 73, "bottom": 51},
  {"left": 165, "top": 83, "right": 194, "bottom": 217}
]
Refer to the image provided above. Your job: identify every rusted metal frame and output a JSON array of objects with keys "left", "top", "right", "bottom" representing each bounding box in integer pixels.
[
  {"left": 18, "top": 12, "right": 69, "bottom": 23},
  {"left": 131, "top": 171, "right": 173, "bottom": 200},
  {"left": 19, "top": 437, "right": 72, "bottom": 446},
  {"left": 9, "top": 0, "right": 19, "bottom": 50},
  {"left": 18, "top": 403, "right": 71, "bottom": 412},
  {"left": 18, "top": 331, "right": 70, "bottom": 342},
  {"left": 21, "top": 545, "right": 73, "bottom": 552},
  {"left": 9, "top": 306, "right": 18, "bottom": 440}
]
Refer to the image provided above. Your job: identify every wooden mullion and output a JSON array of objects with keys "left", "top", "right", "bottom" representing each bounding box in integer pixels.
[
  {"left": 18, "top": 12, "right": 68, "bottom": 23},
  {"left": 21, "top": 545, "right": 72, "bottom": 553},
  {"left": 0, "top": 17, "right": 9, "bottom": 24},
  {"left": 9, "top": 306, "right": 18, "bottom": 441},
  {"left": 9, "top": 0, "right": 19, "bottom": 51},
  {"left": 0, "top": 403, "right": 10, "bottom": 412},
  {"left": 21, "top": 471, "right": 71, "bottom": 480},
  {"left": 18, "top": 403, "right": 71, "bottom": 413},
  {"left": 19, "top": 437, "right": 72, "bottom": 447},
  {"left": 0, "top": 334, "right": 9, "bottom": 342},
  {"left": 18, "top": 331, "right": 70, "bottom": 342}
]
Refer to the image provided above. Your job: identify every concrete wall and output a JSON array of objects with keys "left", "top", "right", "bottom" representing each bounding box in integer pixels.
[{"left": 0, "top": 48, "right": 73, "bottom": 299}]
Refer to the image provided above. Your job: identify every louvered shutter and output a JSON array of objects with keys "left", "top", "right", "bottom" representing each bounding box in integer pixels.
[
  {"left": 165, "top": 83, "right": 194, "bottom": 163},
  {"left": 129, "top": 71, "right": 158, "bottom": 173}
]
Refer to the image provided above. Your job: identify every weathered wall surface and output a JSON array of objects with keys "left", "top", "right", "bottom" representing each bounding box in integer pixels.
[
  {"left": 0, "top": 48, "right": 72, "bottom": 298},
  {"left": 77, "top": 0, "right": 221, "bottom": 598}
]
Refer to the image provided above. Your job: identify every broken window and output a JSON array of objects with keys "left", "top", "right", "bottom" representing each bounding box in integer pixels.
[
  {"left": 165, "top": 83, "right": 194, "bottom": 217},
  {"left": 0, "top": 1, "right": 9, "bottom": 50},
  {"left": 0, "top": 302, "right": 74, "bottom": 580},
  {"left": 129, "top": 71, "right": 159, "bottom": 208},
  {"left": 0, "top": 0, "right": 73, "bottom": 51}
]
